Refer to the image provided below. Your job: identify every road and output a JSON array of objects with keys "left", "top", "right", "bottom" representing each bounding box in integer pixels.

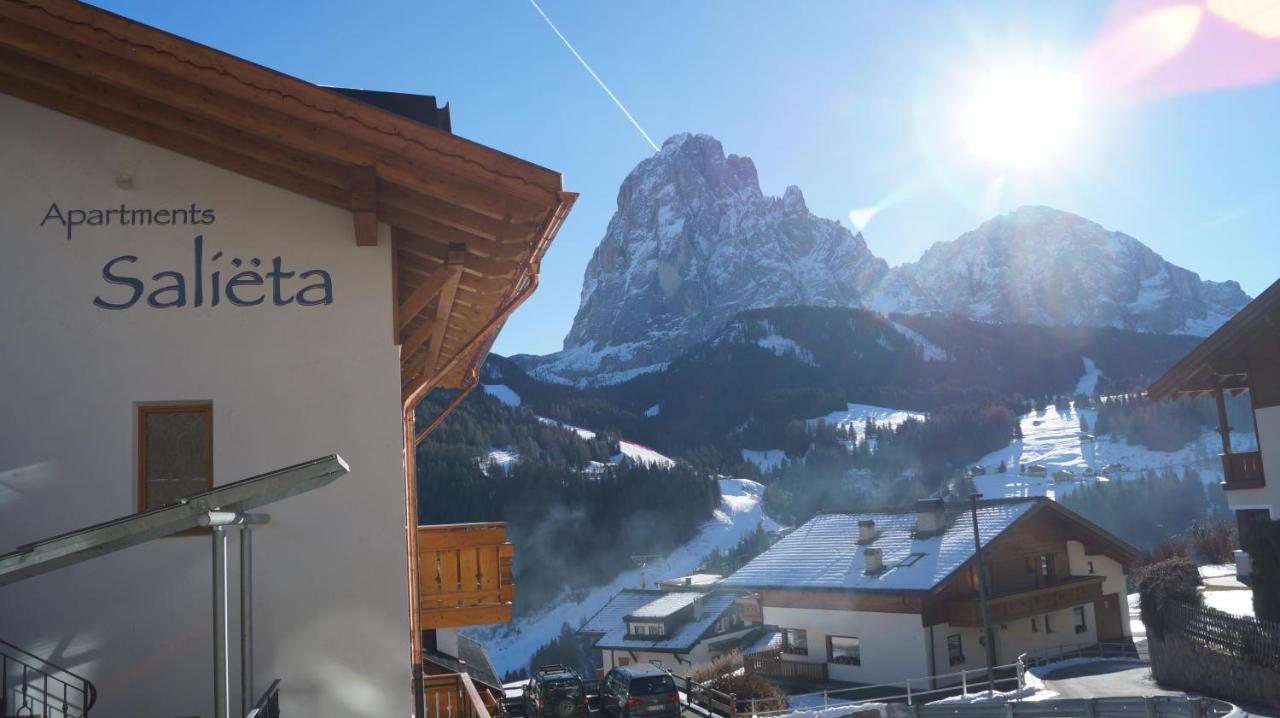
[{"left": 1041, "top": 660, "right": 1280, "bottom": 718}]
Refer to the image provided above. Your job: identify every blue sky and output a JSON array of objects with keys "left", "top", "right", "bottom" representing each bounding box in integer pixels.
[{"left": 95, "top": 1, "right": 1280, "bottom": 356}]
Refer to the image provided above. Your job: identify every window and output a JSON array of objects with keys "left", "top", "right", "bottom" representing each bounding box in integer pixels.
[
  {"left": 947, "top": 634, "right": 964, "bottom": 666},
  {"left": 629, "top": 622, "right": 665, "bottom": 637},
  {"left": 1038, "top": 554, "right": 1053, "bottom": 580},
  {"left": 1044, "top": 614, "right": 1054, "bottom": 634},
  {"left": 828, "top": 636, "right": 861, "bottom": 666},
  {"left": 1031, "top": 618, "right": 1040, "bottom": 633},
  {"left": 1074, "top": 606, "right": 1088, "bottom": 634},
  {"left": 138, "top": 403, "right": 212, "bottom": 512},
  {"left": 782, "top": 628, "right": 808, "bottom": 656},
  {"left": 1087, "top": 560, "right": 1095, "bottom": 574},
  {"left": 899, "top": 552, "right": 926, "bottom": 567}
]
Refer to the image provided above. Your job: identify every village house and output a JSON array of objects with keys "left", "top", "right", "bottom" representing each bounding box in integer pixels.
[
  {"left": 0, "top": 2, "right": 572, "bottom": 717},
  {"left": 1149, "top": 277, "right": 1280, "bottom": 581},
  {"left": 579, "top": 588, "right": 769, "bottom": 677},
  {"left": 719, "top": 497, "right": 1140, "bottom": 687}
]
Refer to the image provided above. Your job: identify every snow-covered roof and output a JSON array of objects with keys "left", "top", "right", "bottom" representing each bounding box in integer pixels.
[
  {"left": 579, "top": 590, "right": 746, "bottom": 651},
  {"left": 658, "top": 573, "right": 722, "bottom": 590},
  {"left": 719, "top": 499, "right": 1041, "bottom": 592},
  {"left": 628, "top": 592, "right": 702, "bottom": 619}
]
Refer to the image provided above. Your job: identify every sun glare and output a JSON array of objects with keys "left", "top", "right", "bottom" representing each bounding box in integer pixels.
[{"left": 961, "top": 66, "right": 1083, "bottom": 169}]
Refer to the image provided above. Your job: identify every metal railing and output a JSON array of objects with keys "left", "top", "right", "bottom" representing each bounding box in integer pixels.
[
  {"left": 0, "top": 638, "right": 97, "bottom": 718},
  {"left": 245, "top": 679, "right": 280, "bottom": 718},
  {"left": 736, "top": 663, "right": 1024, "bottom": 716},
  {"left": 908, "top": 696, "right": 1239, "bottom": 718},
  {"left": 1017, "top": 641, "right": 1143, "bottom": 668}
]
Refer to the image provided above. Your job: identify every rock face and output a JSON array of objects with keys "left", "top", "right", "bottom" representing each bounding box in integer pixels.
[
  {"left": 516, "top": 136, "right": 1250, "bottom": 388},
  {"left": 517, "top": 133, "right": 888, "bottom": 386},
  {"left": 868, "top": 206, "right": 1250, "bottom": 335}
]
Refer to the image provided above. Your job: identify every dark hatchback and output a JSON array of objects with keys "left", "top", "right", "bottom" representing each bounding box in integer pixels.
[{"left": 599, "top": 664, "right": 681, "bottom": 718}]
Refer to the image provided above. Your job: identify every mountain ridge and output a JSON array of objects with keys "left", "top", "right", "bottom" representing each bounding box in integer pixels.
[{"left": 516, "top": 134, "right": 1249, "bottom": 387}]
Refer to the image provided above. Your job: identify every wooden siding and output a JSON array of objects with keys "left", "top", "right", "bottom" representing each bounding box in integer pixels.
[
  {"left": 423, "top": 673, "right": 493, "bottom": 718},
  {"left": 418, "top": 522, "right": 515, "bottom": 629},
  {"left": 760, "top": 589, "right": 924, "bottom": 614},
  {"left": 943, "top": 576, "right": 1105, "bottom": 627}
]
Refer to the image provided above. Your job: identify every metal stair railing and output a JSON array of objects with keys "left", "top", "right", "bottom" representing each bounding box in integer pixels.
[{"left": 0, "top": 638, "right": 97, "bottom": 718}]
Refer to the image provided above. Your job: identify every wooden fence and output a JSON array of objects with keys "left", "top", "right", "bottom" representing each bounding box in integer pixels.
[
  {"left": 1165, "top": 601, "right": 1280, "bottom": 669},
  {"left": 743, "top": 647, "right": 828, "bottom": 683}
]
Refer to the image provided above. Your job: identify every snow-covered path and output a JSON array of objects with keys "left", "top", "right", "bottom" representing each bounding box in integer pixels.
[{"left": 464, "top": 478, "right": 781, "bottom": 677}]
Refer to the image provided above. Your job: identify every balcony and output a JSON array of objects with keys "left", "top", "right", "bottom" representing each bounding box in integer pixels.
[
  {"left": 1221, "top": 451, "right": 1266, "bottom": 491},
  {"left": 744, "top": 648, "right": 828, "bottom": 684},
  {"left": 418, "top": 522, "right": 515, "bottom": 629},
  {"left": 424, "top": 672, "right": 495, "bottom": 718},
  {"left": 944, "top": 576, "right": 1104, "bottom": 626}
]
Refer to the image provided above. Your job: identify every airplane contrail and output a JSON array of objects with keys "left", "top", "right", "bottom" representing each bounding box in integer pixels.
[{"left": 527, "top": 0, "right": 660, "bottom": 152}]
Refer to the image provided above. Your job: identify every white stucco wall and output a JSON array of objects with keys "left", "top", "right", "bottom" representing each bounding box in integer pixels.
[
  {"left": 761, "top": 606, "right": 929, "bottom": 685},
  {"left": 1230, "top": 405, "right": 1280, "bottom": 517},
  {"left": 0, "top": 95, "right": 411, "bottom": 717},
  {"left": 1065, "top": 541, "right": 1130, "bottom": 637},
  {"left": 991, "top": 603, "right": 1097, "bottom": 663},
  {"left": 926, "top": 623, "right": 987, "bottom": 685}
]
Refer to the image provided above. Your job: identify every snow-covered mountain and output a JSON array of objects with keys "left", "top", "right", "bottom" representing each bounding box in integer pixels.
[
  {"left": 869, "top": 206, "right": 1250, "bottom": 335},
  {"left": 515, "top": 133, "right": 888, "bottom": 387},
  {"left": 515, "top": 136, "right": 1249, "bottom": 387}
]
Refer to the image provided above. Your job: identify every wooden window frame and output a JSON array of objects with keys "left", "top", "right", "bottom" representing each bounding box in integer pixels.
[{"left": 137, "top": 402, "right": 213, "bottom": 522}]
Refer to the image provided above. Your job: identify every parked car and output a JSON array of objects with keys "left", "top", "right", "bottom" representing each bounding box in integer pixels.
[
  {"left": 600, "top": 663, "right": 681, "bottom": 718},
  {"left": 524, "top": 665, "right": 590, "bottom": 718}
]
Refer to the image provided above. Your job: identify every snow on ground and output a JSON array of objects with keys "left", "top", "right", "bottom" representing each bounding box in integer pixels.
[
  {"left": 483, "top": 384, "right": 522, "bottom": 407},
  {"left": 1200, "top": 564, "right": 1254, "bottom": 617},
  {"left": 757, "top": 334, "right": 816, "bottom": 365},
  {"left": 536, "top": 416, "right": 597, "bottom": 440},
  {"left": 741, "top": 449, "right": 787, "bottom": 472},
  {"left": 1075, "top": 357, "right": 1101, "bottom": 395},
  {"left": 480, "top": 448, "right": 521, "bottom": 473},
  {"left": 808, "top": 404, "right": 928, "bottom": 445},
  {"left": 645, "top": 403, "right": 661, "bottom": 417},
  {"left": 615, "top": 440, "right": 676, "bottom": 469},
  {"left": 972, "top": 403, "right": 1256, "bottom": 501},
  {"left": 889, "top": 320, "right": 947, "bottom": 361},
  {"left": 464, "top": 478, "right": 781, "bottom": 677}
]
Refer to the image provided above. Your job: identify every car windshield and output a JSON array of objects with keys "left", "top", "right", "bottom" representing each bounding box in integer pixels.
[{"left": 629, "top": 676, "right": 676, "bottom": 695}]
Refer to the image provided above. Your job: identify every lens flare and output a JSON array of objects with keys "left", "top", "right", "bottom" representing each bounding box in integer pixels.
[{"left": 961, "top": 66, "right": 1083, "bottom": 169}]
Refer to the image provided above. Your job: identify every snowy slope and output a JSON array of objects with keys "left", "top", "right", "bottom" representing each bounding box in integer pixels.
[
  {"left": 463, "top": 478, "right": 781, "bottom": 677},
  {"left": 808, "top": 403, "right": 928, "bottom": 445},
  {"left": 614, "top": 440, "right": 676, "bottom": 469},
  {"left": 972, "top": 405, "right": 1257, "bottom": 501},
  {"left": 483, "top": 384, "right": 522, "bottom": 407}
]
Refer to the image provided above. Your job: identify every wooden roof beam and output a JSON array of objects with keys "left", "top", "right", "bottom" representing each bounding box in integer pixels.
[
  {"left": 398, "top": 244, "right": 466, "bottom": 333},
  {"left": 3, "top": 0, "right": 564, "bottom": 202},
  {"left": 351, "top": 165, "right": 378, "bottom": 247},
  {"left": 0, "top": 12, "right": 557, "bottom": 218}
]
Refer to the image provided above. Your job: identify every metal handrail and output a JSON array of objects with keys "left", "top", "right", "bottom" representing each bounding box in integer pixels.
[
  {"left": 0, "top": 638, "right": 97, "bottom": 717},
  {"left": 245, "top": 679, "right": 281, "bottom": 718}
]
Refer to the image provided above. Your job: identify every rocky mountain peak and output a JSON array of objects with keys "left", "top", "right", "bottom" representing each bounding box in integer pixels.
[{"left": 519, "top": 133, "right": 889, "bottom": 387}]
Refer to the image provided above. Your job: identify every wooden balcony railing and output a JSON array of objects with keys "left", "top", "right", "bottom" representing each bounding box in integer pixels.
[
  {"left": 1221, "top": 451, "right": 1266, "bottom": 491},
  {"left": 744, "top": 648, "right": 828, "bottom": 684},
  {"left": 418, "top": 522, "right": 515, "bottom": 629},
  {"left": 944, "top": 576, "right": 1103, "bottom": 627},
  {"left": 424, "top": 672, "right": 492, "bottom": 718}
]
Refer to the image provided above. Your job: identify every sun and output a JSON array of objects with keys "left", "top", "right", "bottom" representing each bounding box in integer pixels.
[{"left": 961, "top": 66, "right": 1083, "bottom": 169}]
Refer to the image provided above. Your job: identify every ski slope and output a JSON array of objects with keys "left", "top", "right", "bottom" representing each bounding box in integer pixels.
[
  {"left": 807, "top": 403, "right": 928, "bottom": 445},
  {"left": 463, "top": 478, "right": 781, "bottom": 677}
]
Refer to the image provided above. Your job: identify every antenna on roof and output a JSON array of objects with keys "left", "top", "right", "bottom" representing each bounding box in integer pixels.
[{"left": 631, "top": 554, "right": 662, "bottom": 588}]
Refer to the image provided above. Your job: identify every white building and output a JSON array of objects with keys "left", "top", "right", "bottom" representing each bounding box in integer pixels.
[
  {"left": 579, "top": 590, "right": 766, "bottom": 677},
  {"left": 719, "top": 498, "right": 1139, "bottom": 687},
  {"left": 0, "top": 2, "right": 573, "bottom": 717},
  {"left": 1149, "top": 277, "right": 1280, "bottom": 582}
]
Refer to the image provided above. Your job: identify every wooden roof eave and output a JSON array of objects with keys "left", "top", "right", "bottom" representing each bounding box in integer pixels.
[{"left": 1148, "top": 278, "right": 1280, "bottom": 400}]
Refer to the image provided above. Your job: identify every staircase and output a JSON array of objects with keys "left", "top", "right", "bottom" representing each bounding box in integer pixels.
[{"left": 0, "top": 639, "right": 96, "bottom": 718}]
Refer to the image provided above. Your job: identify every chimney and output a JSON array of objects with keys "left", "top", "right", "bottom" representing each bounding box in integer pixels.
[
  {"left": 685, "top": 576, "right": 693, "bottom": 586},
  {"left": 692, "top": 596, "right": 704, "bottom": 620},
  {"left": 864, "top": 547, "right": 884, "bottom": 574},
  {"left": 858, "top": 519, "right": 877, "bottom": 544},
  {"left": 916, "top": 498, "right": 946, "bottom": 535}
]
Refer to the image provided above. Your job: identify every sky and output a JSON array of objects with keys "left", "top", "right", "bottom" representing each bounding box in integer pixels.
[{"left": 93, "top": 1, "right": 1280, "bottom": 356}]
